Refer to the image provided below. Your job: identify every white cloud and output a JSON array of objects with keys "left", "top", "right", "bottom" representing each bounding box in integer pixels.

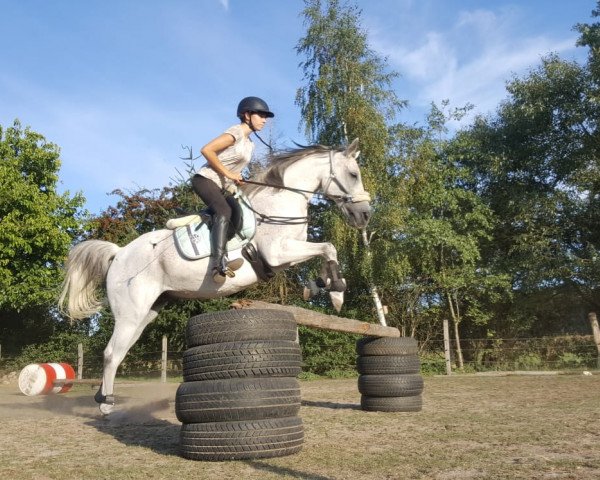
[
  {"left": 371, "top": 6, "right": 583, "bottom": 124},
  {"left": 219, "top": 0, "right": 229, "bottom": 11}
]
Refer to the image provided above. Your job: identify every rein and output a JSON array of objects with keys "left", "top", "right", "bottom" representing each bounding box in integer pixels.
[{"left": 238, "top": 191, "right": 310, "bottom": 226}]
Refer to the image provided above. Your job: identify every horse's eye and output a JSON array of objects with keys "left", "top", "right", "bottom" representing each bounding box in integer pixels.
[{"left": 349, "top": 172, "right": 359, "bottom": 179}]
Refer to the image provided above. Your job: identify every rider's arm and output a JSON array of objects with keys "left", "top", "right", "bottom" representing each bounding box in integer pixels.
[{"left": 200, "top": 133, "right": 243, "bottom": 182}]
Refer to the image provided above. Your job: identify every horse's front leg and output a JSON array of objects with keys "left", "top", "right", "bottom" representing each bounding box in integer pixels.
[
  {"left": 259, "top": 238, "right": 346, "bottom": 311},
  {"left": 315, "top": 259, "right": 347, "bottom": 292}
]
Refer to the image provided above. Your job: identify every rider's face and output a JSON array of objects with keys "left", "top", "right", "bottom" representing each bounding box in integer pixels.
[{"left": 248, "top": 112, "right": 268, "bottom": 131}]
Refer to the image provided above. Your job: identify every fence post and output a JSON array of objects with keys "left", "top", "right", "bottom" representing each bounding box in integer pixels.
[
  {"left": 588, "top": 312, "right": 600, "bottom": 369},
  {"left": 443, "top": 318, "right": 452, "bottom": 375},
  {"left": 161, "top": 335, "right": 168, "bottom": 383},
  {"left": 77, "top": 343, "right": 83, "bottom": 379}
]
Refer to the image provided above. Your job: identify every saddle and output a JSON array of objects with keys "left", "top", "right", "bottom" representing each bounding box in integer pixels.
[{"left": 167, "top": 193, "right": 256, "bottom": 260}]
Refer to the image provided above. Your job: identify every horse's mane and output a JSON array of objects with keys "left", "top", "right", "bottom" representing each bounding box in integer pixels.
[{"left": 243, "top": 144, "right": 342, "bottom": 194}]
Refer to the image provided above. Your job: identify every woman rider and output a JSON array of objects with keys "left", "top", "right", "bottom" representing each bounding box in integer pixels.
[{"left": 192, "top": 96, "right": 274, "bottom": 283}]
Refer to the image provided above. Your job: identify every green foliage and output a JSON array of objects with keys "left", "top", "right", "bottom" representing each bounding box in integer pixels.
[
  {"left": 0, "top": 120, "right": 86, "bottom": 354},
  {"left": 455, "top": 46, "right": 600, "bottom": 322},
  {"left": 0, "top": 120, "right": 85, "bottom": 311},
  {"left": 8, "top": 331, "right": 88, "bottom": 369},
  {"left": 296, "top": 0, "right": 403, "bottom": 149},
  {"left": 296, "top": 0, "right": 412, "bottom": 330},
  {"left": 557, "top": 352, "right": 585, "bottom": 368},
  {"left": 419, "top": 351, "right": 447, "bottom": 376},
  {"left": 514, "top": 352, "right": 543, "bottom": 370},
  {"left": 298, "top": 325, "right": 359, "bottom": 375},
  {"left": 87, "top": 185, "right": 197, "bottom": 243}
]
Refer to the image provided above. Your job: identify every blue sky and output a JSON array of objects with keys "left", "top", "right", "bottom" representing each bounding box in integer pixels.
[{"left": 0, "top": 1, "right": 594, "bottom": 214}]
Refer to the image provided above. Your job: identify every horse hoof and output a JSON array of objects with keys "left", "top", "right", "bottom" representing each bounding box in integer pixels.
[
  {"left": 99, "top": 402, "right": 115, "bottom": 416},
  {"left": 329, "top": 290, "right": 344, "bottom": 312},
  {"left": 331, "top": 279, "right": 347, "bottom": 292}
]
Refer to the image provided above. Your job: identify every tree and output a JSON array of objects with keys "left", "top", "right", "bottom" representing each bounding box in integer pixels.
[
  {"left": 295, "top": 0, "right": 407, "bottom": 320},
  {"left": 455, "top": 43, "right": 598, "bottom": 334},
  {"left": 0, "top": 120, "right": 85, "bottom": 353},
  {"left": 387, "top": 104, "right": 508, "bottom": 365}
]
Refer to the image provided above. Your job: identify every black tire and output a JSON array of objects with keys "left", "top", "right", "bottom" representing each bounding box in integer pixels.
[
  {"left": 361, "top": 395, "right": 423, "bottom": 412},
  {"left": 176, "top": 377, "right": 301, "bottom": 423},
  {"left": 187, "top": 310, "right": 297, "bottom": 347},
  {"left": 358, "top": 374, "right": 424, "bottom": 397},
  {"left": 183, "top": 341, "right": 302, "bottom": 381},
  {"left": 356, "top": 336, "right": 418, "bottom": 356},
  {"left": 180, "top": 417, "right": 304, "bottom": 461},
  {"left": 356, "top": 355, "right": 420, "bottom": 375}
]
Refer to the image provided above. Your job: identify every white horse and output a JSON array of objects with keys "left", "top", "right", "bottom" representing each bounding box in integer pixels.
[{"left": 59, "top": 139, "right": 371, "bottom": 414}]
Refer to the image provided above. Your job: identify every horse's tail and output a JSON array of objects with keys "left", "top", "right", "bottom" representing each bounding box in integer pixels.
[{"left": 58, "top": 240, "right": 121, "bottom": 320}]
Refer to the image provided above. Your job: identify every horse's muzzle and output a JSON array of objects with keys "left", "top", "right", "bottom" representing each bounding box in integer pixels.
[{"left": 341, "top": 200, "right": 372, "bottom": 229}]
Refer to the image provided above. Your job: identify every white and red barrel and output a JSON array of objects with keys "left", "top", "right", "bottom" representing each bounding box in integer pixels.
[{"left": 18, "top": 363, "right": 76, "bottom": 396}]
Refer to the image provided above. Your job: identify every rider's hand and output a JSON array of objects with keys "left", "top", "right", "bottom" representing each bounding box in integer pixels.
[{"left": 228, "top": 173, "right": 244, "bottom": 185}]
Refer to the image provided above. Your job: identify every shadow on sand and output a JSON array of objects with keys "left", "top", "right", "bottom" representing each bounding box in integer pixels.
[
  {"left": 84, "top": 397, "right": 181, "bottom": 456},
  {"left": 301, "top": 399, "right": 361, "bottom": 410}
]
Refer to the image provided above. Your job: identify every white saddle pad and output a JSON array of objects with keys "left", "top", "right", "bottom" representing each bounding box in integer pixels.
[{"left": 171, "top": 194, "right": 256, "bottom": 260}]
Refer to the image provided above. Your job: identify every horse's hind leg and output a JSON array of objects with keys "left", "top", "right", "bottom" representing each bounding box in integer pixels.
[{"left": 96, "top": 301, "right": 164, "bottom": 415}]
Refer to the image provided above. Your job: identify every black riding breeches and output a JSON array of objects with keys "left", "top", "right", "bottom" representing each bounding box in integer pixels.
[{"left": 191, "top": 174, "right": 232, "bottom": 220}]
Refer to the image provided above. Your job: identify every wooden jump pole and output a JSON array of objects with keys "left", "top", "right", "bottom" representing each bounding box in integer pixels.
[
  {"left": 443, "top": 318, "right": 452, "bottom": 375},
  {"left": 161, "top": 335, "right": 168, "bottom": 383},
  {"left": 589, "top": 312, "right": 600, "bottom": 369},
  {"left": 77, "top": 342, "right": 83, "bottom": 380},
  {"left": 230, "top": 300, "right": 400, "bottom": 337},
  {"left": 52, "top": 378, "right": 101, "bottom": 385}
]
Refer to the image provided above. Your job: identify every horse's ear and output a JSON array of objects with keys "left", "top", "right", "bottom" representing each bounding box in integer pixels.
[{"left": 345, "top": 138, "right": 360, "bottom": 159}]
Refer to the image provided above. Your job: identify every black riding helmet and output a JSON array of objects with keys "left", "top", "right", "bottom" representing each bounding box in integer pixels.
[{"left": 237, "top": 96, "right": 275, "bottom": 119}]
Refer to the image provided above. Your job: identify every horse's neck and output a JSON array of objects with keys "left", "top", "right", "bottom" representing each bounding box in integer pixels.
[
  {"left": 250, "top": 153, "right": 328, "bottom": 213},
  {"left": 281, "top": 154, "right": 327, "bottom": 194},
  {"left": 251, "top": 183, "right": 309, "bottom": 215}
]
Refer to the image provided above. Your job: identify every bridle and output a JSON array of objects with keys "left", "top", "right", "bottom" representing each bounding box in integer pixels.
[{"left": 240, "top": 149, "right": 371, "bottom": 226}]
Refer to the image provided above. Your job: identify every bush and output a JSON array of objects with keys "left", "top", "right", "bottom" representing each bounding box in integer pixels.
[
  {"left": 514, "top": 352, "right": 543, "bottom": 370},
  {"left": 299, "top": 326, "right": 359, "bottom": 376},
  {"left": 10, "top": 332, "right": 87, "bottom": 370},
  {"left": 557, "top": 352, "right": 584, "bottom": 368},
  {"left": 419, "top": 352, "right": 447, "bottom": 375}
]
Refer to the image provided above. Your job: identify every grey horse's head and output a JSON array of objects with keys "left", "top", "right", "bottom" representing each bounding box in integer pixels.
[{"left": 326, "top": 138, "right": 372, "bottom": 229}]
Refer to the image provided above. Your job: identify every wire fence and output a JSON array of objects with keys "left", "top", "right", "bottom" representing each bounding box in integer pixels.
[
  {"left": 1, "top": 334, "right": 598, "bottom": 380},
  {"left": 426, "top": 335, "right": 599, "bottom": 372}
]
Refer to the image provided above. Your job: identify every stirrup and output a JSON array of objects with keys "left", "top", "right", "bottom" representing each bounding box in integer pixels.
[
  {"left": 212, "top": 257, "right": 240, "bottom": 284},
  {"left": 212, "top": 267, "right": 227, "bottom": 284}
]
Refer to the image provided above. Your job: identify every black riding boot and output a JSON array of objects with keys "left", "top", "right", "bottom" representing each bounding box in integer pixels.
[{"left": 210, "top": 215, "right": 243, "bottom": 284}]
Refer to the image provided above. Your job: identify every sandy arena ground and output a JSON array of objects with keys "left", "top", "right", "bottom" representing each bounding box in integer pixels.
[{"left": 1, "top": 375, "right": 599, "bottom": 479}]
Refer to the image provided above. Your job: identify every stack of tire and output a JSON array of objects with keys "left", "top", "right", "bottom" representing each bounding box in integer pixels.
[
  {"left": 356, "top": 336, "right": 424, "bottom": 412},
  {"left": 175, "top": 309, "right": 304, "bottom": 461}
]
